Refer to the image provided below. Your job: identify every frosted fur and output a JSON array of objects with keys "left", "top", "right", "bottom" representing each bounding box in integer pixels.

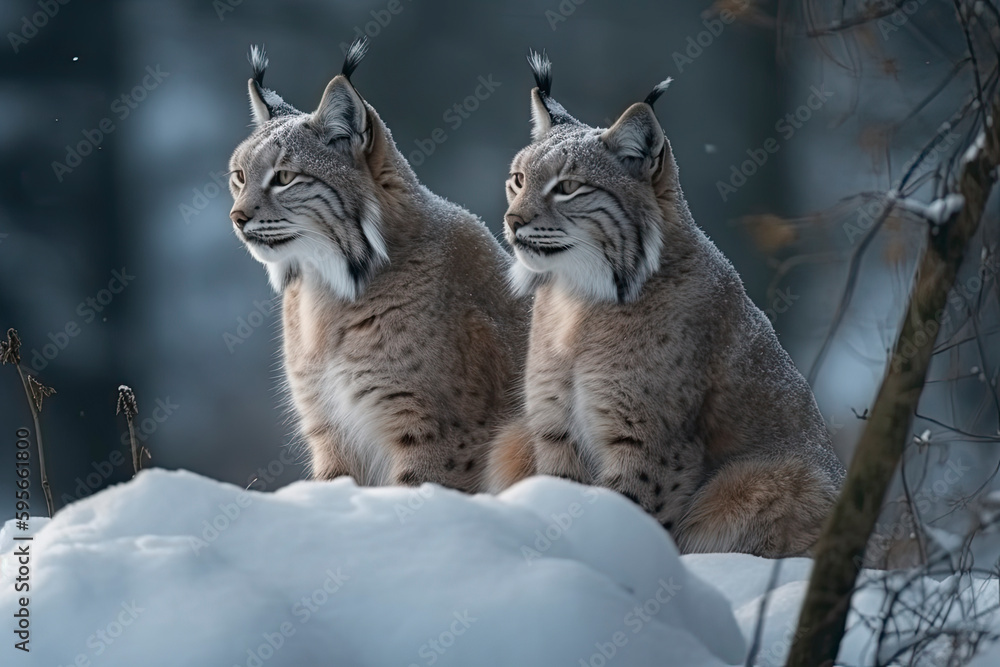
[
  {"left": 229, "top": 54, "right": 529, "bottom": 491},
  {"left": 488, "top": 73, "right": 845, "bottom": 558}
]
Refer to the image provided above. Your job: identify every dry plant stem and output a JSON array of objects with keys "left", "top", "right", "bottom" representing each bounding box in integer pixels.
[
  {"left": 15, "top": 364, "right": 55, "bottom": 517},
  {"left": 785, "top": 102, "right": 1000, "bottom": 667},
  {"left": 117, "top": 385, "right": 141, "bottom": 476},
  {"left": 129, "top": 420, "right": 139, "bottom": 475}
]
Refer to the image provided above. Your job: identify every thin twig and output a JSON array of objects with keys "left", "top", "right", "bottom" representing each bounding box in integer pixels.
[{"left": 745, "top": 559, "right": 783, "bottom": 667}]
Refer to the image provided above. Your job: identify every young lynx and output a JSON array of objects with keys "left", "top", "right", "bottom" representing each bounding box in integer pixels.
[
  {"left": 228, "top": 40, "right": 528, "bottom": 491},
  {"left": 486, "top": 53, "right": 845, "bottom": 557}
]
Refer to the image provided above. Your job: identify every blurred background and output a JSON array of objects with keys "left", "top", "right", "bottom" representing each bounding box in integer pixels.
[{"left": 1, "top": 0, "right": 997, "bottom": 547}]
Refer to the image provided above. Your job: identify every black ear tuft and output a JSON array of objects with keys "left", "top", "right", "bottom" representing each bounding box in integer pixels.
[
  {"left": 643, "top": 78, "right": 672, "bottom": 109},
  {"left": 248, "top": 44, "right": 268, "bottom": 87},
  {"left": 526, "top": 49, "right": 552, "bottom": 97},
  {"left": 524, "top": 49, "right": 580, "bottom": 140},
  {"left": 342, "top": 36, "right": 369, "bottom": 80},
  {"left": 244, "top": 45, "right": 301, "bottom": 125}
]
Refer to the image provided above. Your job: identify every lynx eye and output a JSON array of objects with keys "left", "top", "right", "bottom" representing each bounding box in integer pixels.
[
  {"left": 233, "top": 169, "right": 245, "bottom": 186},
  {"left": 274, "top": 170, "right": 297, "bottom": 186},
  {"left": 555, "top": 180, "right": 583, "bottom": 195},
  {"left": 511, "top": 172, "right": 525, "bottom": 189}
]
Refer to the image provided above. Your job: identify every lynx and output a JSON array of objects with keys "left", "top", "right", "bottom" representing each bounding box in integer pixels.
[
  {"left": 486, "top": 52, "right": 844, "bottom": 557},
  {"left": 228, "top": 40, "right": 528, "bottom": 491}
]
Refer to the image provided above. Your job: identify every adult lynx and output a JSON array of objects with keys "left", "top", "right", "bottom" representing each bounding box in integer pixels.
[
  {"left": 228, "top": 40, "right": 528, "bottom": 490},
  {"left": 486, "top": 52, "right": 844, "bottom": 557}
]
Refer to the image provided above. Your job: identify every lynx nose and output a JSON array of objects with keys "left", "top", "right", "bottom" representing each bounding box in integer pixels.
[
  {"left": 505, "top": 213, "right": 530, "bottom": 233},
  {"left": 230, "top": 209, "right": 250, "bottom": 229}
]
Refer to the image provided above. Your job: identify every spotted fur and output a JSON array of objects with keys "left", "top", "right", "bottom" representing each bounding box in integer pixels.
[
  {"left": 486, "top": 56, "right": 845, "bottom": 557},
  {"left": 228, "top": 44, "right": 529, "bottom": 490}
]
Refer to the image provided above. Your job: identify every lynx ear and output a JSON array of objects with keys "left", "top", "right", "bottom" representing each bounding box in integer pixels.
[
  {"left": 525, "top": 49, "right": 580, "bottom": 142},
  {"left": 312, "top": 76, "right": 370, "bottom": 149},
  {"left": 529, "top": 88, "right": 551, "bottom": 142},
  {"left": 311, "top": 37, "right": 371, "bottom": 150},
  {"left": 247, "top": 45, "right": 272, "bottom": 126},
  {"left": 247, "top": 78, "right": 297, "bottom": 126},
  {"left": 602, "top": 103, "right": 665, "bottom": 179},
  {"left": 246, "top": 45, "right": 297, "bottom": 126},
  {"left": 248, "top": 79, "right": 272, "bottom": 125},
  {"left": 527, "top": 50, "right": 553, "bottom": 141},
  {"left": 602, "top": 78, "right": 671, "bottom": 179}
]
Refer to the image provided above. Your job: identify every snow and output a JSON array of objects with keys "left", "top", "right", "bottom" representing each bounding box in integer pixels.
[
  {"left": 895, "top": 193, "right": 964, "bottom": 224},
  {"left": 964, "top": 130, "right": 986, "bottom": 164},
  {"left": 1, "top": 470, "right": 744, "bottom": 667},
  {"left": 1, "top": 470, "right": 998, "bottom": 666},
  {"left": 926, "top": 194, "right": 965, "bottom": 223}
]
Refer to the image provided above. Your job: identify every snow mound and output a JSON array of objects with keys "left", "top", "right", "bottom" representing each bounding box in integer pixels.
[
  {"left": 0, "top": 470, "right": 745, "bottom": 667},
  {"left": 685, "top": 552, "right": 1000, "bottom": 666}
]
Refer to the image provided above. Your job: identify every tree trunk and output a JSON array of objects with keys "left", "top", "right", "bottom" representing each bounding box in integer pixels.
[{"left": 785, "top": 101, "right": 1000, "bottom": 667}]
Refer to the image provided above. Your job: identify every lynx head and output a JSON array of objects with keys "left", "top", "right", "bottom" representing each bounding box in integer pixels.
[
  {"left": 505, "top": 50, "right": 674, "bottom": 304},
  {"left": 228, "top": 38, "right": 391, "bottom": 299}
]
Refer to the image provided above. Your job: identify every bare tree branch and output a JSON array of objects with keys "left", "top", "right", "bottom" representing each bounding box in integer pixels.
[{"left": 786, "top": 92, "right": 1000, "bottom": 667}]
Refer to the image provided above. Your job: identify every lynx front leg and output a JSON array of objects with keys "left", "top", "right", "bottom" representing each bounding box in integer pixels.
[
  {"left": 376, "top": 390, "right": 488, "bottom": 490},
  {"left": 532, "top": 430, "right": 592, "bottom": 483},
  {"left": 597, "top": 438, "right": 703, "bottom": 532},
  {"left": 390, "top": 441, "right": 442, "bottom": 486},
  {"left": 305, "top": 424, "right": 353, "bottom": 481},
  {"left": 524, "top": 375, "right": 591, "bottom": 484},
  {"left": 389, "top": 431, "right": 485, "bottom": 492},
  {"left": 382, "top": 395, "right": 448, "bottom": 487}
]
